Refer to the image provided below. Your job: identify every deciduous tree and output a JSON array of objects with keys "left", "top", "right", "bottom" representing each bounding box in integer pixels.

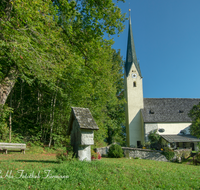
[
  {"left": 188, "top": 102, "right": 200, "bottom": 138},
  {"left": 0, "top": 0, "right": 126, "bottom": 146}
]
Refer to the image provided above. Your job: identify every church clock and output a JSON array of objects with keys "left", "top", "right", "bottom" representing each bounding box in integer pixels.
[{"left": 132, "top": 73, "right": 137, "bottom": 78}]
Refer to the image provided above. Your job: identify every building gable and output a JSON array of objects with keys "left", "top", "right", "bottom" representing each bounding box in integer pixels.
[{"left": 67, "top": 107, "right": 99, "bottom": 136}]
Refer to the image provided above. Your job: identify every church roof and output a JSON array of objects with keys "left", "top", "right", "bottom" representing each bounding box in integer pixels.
[
  {"left": 125, "top": 12, "right": 142, "bottom": 77},
  {"left": 141, "top": 98, "right": 200, "bottom": 123},
  {"left": 160, "top": 135, "right": 200, "bottom": 143}
]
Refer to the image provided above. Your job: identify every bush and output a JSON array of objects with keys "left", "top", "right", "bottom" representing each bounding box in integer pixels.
[
  {"left": 56, "top": 151, "right": 77, "bottom": 163},
  {"left": 162, "top": 147, "right": 175, "bottom": 161},
  {"left": 91, "top": 149, "right": 98, "bottom": 159},
  {"left": 148, "top": 130, "right": 161, "bottom": 150},
  {"left": 108, "top": 144, "right": 124, "bottom": 158},
  {"left": 148, "top": 130, "right": 161, "bottom": 144},
  {"left": 56, "top": 144, "right": 77, "bottom": 163},
  {"left": 91, "top": 150, "right": 101, "bottom": 160},
  {"left": 27, "top": 146, "right": 45, "bottom": 154},
  {"left": 196, "top": 151, "right": 200, "bottom": 162},
  {"left": 102, "top": 154, "right": 108, "bottom": 157}
]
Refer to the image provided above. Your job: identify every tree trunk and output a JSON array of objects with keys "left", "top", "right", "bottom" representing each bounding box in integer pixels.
[
  {"left": 9, "top": 89, "right": 13, "bottom": 143},
  {"left": 37, "top": 88, "right": 43, "bottom": 142},
  {"left": 0, "top": 67, "right": 18, "bottom": 106},
  {"left": 48, "top": 92, "right": 57, "bottom": 148}
]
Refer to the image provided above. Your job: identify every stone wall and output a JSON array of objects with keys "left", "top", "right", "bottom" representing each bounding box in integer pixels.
[
  {"left": 95, "top": 146, "right": 168, "bottom": 162},
  {"left": 96, "top": 145, "right": 192, "bottom": 162},
  {"left": 122, "top": 147, "right": 168, "bottom": 162},
  {"left": 173, "top": 148, "right": 192, "bottom": 162},
  {"left": 95, "top": 145, "right": 111, "bottom": 156}
]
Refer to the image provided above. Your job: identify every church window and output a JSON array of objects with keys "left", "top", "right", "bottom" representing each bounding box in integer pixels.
[
  {"left": 133, "top": 81, "right": 136, "bottom": 87},
  {"left": 158, "top": 128, "right": 165, "bottom": 133},
  {"left": 149, "top": 110, "right": 154, "bottom": 114}
]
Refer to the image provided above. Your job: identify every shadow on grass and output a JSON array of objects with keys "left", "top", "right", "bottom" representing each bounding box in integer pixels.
[{"left": 14, "top": 160, "right": 58, "bottom": 164}]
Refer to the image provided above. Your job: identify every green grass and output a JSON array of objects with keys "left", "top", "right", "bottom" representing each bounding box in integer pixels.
[{"left": 0, "top": 154, "right": 199, "bottom": 189}]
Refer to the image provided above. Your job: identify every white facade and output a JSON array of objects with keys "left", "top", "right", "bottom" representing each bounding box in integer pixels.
[
  {"left": 125, "top": 63, "right": 144, "bottom": 147},
  {"left": 144, "top": 122, "right": 191, "bottom": 141}
]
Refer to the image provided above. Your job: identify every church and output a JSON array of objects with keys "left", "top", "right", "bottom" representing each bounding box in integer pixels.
[{"left": 124, "top": 12, "right": 200, "bottom": 151}]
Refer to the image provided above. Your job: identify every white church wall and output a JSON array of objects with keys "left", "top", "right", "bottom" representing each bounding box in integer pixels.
[
  {"left": 144, "top": 122, "right": 191, "bottom": 141},
  {"left": 141, "top": 112, "right": 145, "bottom": 145},
  {"left": 157, "top": 123, "right": 191, "bottom": 135},
  {"left": 125, "top": 64, "right": 144, "bottom": 147},
  {"left": 144, "top": 123, "right": 158, "bottom": 141}
]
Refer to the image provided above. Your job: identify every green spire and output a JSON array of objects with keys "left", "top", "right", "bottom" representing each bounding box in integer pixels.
[{"left": 125, "top": 10, "right": 142, "bottom": 77}]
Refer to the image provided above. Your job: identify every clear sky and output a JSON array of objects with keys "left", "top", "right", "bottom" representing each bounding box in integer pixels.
[{"left": 111, "top": 0, "right": 200, "bottom": 98}]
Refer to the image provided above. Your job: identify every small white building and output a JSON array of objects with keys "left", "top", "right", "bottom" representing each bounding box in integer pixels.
[{"left": 124, "top": 12, "right": 200, "bottom": 150}]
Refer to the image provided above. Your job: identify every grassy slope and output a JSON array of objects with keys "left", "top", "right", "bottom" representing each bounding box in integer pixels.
[{"left": 0, "top": 154, "right": 199, "bottom": 190}]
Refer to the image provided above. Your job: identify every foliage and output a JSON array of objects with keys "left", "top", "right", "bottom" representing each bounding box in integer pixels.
[
  {"left": 0, "top": 0, "right": 126, "bottom": 146},
  {"left": 91, "top": 149, "right": 98, "bottom": 159},
  {"left": 56, "top": 151, "right": 76, "bottom": 163},
  {"left": 0, "top": 0, "right": 126, "bottom": 96},
  {"left": 162, "top": 147, "right": 175, "bottom": 161},
  {"left": 29, "top": 132, "right": 43, "bottom": 146},
  {"left": 104, "top": 50, "right": 125, "bottom": 145},
  {"left": 91, "top": 150, "right": 101, "bottom": 160},
  {"left": 197, "top": 151, "right": 200, "bottom": 162},
  {"left": 27, "top": 146, "right": 45, "bottom": 154},
  {"left": 108, "top": 144, "right": 124, "bottom": 158},
  {"left": 0, "top": 155, "right": 200, "bottom": 189},
  {"left": 148, "top": 130, "right": 161, "bottom": 144},
  {"left": 197, "top": 142, "right": 200, "bottom": 150},
  {"left": 143, "top": 141, "right": 151, "bottom": 149},
  {"left": 188, "top": 102, "right": 200, "bottom": 138},
  {"left": 148, "top": 129, "right": 161, "bottom": 150},
  {"left": 9, "top": 132, "right": 24, "bottom": 143},
  {"left": 56, "top": 143, "right": 76, "bottom": 163},
  {"left": 0, "top": 105, "right": 12, "bottom": 141}
]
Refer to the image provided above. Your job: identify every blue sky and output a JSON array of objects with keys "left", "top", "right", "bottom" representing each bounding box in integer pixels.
[{"left": 111, "top": 0, "right": 200, "bottom": 98}]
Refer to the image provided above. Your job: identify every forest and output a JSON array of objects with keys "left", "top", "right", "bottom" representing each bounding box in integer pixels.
[{"left": 0, "top": 0, "right": 127, "bottom": 148}]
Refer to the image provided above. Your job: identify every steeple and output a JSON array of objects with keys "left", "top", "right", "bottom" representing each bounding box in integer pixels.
[
  {"left": 124, "top": 9, "right": 144, "bottom": 147},
  {"left": 125, "top": 10, "right": 142, "bottom": 77}
]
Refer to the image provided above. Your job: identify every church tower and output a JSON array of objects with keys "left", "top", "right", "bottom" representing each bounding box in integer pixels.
[{"left": 124, "top": 10, "right": 144, "bottom": 147}]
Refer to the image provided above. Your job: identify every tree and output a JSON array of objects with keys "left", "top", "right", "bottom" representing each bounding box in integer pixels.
[
  {"left": 188, "top": 102, "right": 200, "bottom": 138},
  {"left": 0, "top": 0, "right": 126, "bottom": 106},
  {"left": 0, "top": 0, "right": 68, "bottom": 106},
  {"left": 8, "top": 48, "right": 125, "bottom": 146},
  {"left": 105, "top": 50, "right": 125, "bottom": 145},
  {"left": 0, "top": 0, "right": 126, "bottom": 145},
  {"left": 148, "top": 129, "right": 161, "bottom": 149}
]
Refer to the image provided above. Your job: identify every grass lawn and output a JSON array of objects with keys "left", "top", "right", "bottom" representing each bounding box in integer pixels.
[{"left": 0, "top": 153, "right": 199, "bottom": 189}]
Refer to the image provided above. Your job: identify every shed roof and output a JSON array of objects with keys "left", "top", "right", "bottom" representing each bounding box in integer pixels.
[
  {"left": 161, "top": 135, "right": 200, "bottom": 143},
  {"left": 141, "top": 98, "right": 200, "bottom": 123},
  {"left": 67, "top": 107, "right": 99, "bottom": 135}
]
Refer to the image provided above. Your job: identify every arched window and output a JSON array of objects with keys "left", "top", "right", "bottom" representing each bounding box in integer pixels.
[{"left": 133, "top": 81, "right": 136, "bottom": 87}]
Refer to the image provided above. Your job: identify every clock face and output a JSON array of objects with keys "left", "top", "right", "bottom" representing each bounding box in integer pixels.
[{"left": 132, "top": 73, "right": 137, "bottom": 78}]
